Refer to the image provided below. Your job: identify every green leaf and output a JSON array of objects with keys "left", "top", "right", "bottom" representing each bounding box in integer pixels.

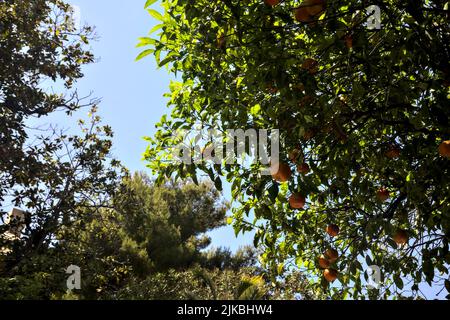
[
  {"left": 445, "top": 279, "right": 450, "bottom": 293},
  {"left": 277, "top": 263, "right": 284, "bottom": 275},
  {"left": 135, "top": 49, "right": 154, "bottom": 61},
  {"left": 406, "top": 172, "right": 413, "bottom": 182},
  {"left": 148, "top": 23, "right": 163, "bottom": 35},
  {"left": 144, "top": 0, "right": 158, "bottom": 8},
  {"left": 268, "top": 183, "right": 279, "bottom": 203},
  {"left": 158, "top": 54, "right": 176, "bottom": 68},
  {"left": 136, "top": 37, "right": 156, "bottom": 48},
  {"left": 147, "top": 9, "right": 164, "bottom": 22},
  {"left": 394, "top": 275, "right": 404, "bottom": 290},
  {"left": 214, "top": 176, "right": 223, "bottom": 192},
  {"left": 250, "top": 104, "right": 261, "bottom": 116}
]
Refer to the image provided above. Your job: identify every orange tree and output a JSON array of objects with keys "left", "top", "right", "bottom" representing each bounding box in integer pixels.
[{"left": 139, "top": 0, "right": 450, "bottom": 298}]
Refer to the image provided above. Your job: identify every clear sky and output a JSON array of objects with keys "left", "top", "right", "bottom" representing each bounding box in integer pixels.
[
  {"left": 29, "top": 0, "right": 442, "bottom": 299},
  {"left": 52, "top": 0, "right": 255, "bottom": 252}
]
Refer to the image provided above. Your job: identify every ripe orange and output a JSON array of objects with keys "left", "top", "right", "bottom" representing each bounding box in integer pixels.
[
  {"left": 302, "top": 58, "right": 317, "bottom": 70},
  {"left": 326, "top": 224, "right": 340, "bottom": 237},
  {"left": 304, "top": 0, "right": 326, "bottom": 16},
  {"left": 288, "top": 149, "right": 301, "bottom": 162},
  {"left": 289, "top": 193, "right": 306, "bottom": 209},
  {"left": 266, "top": 83, "right": 278, "bottom": 94},
  {"left": 299, "top": 95, "right": 314, "bottom": 108},
  {"left": 303, "top": 128, "right": 316, "bottom": 141},
  {"left": 302, "top": 58, "right": 319, "bottom": 74},
  {"left": 264, "top": 0, "right": 280, "bottom": 6},
  {"left": 323, "top": 268, "right": 338, "bottom": 282},
  {"left": 318, "top": 255, "right": 330, "bottom": 269},
  {"left": 294, "top": 7, "right": 311, "bottom": 23},
  {"left": 297, "top": 163, "right": 310, "bottom": 174},
  {"left": 333, "top": 124, "right": 348, "bottom": 142},
  {"left": 438, "top": 140, "right": 450, "bottom": 158},
  {"left": 377, "top": 188, "right": 390, "bottom": 202},
  {"left": 386, "top": 147, "right": 401, "bottom": 159},
  {"left": 345, "top": 35, "right": 353, "bottom": 48},
  {"left": 325, "top": 248, "right": 339, "bottom": 263},
  {"left": 393, "top": 229, "right": 409, "bottom": 245},
  {"left": 270, "top": 162, "right": 292, "bottom": 182},
  {"left": 294, "top": 83, "right": 305, "bottom": 92}
]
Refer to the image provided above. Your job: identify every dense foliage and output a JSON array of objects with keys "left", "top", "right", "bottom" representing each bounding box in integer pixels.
[
  {"left": 0, "top": 1, "right": 313, "bottom": 300},
  {"left": 46, "top": 173, "right": 255, "bottom": 300},
  {"left": 140, "top": 0, "right": 450, "bottom": 298},
  {"left": 0, "top": 0, "right": 125, "bottom": 298}
]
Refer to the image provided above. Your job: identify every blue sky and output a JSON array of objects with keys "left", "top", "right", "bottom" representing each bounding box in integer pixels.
[{"left": 51, "top": 0, "right": 255, "bottom": 252}]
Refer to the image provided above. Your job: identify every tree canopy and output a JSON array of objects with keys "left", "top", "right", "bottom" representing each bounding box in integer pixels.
[
  {"left": 52, "top": 173, "right": 250, "bottom": 300},
  {"left": 140, "top": 0, "right": 450, "bottom": 299},
  {"left": 0, "top": 0, "right": 315, "bottom": 300},
  {"left": 1, "top": 0, "right": 124, "bottom": 286}
]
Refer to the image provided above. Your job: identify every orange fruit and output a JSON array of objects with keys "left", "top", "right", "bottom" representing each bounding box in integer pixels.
[
  {"left": 288, "top": 149, "right": 301, "bottom": 162},
  {"left": 326, "top": 224, "right": 340, "bottom": 237},
  {"left": 318, "top": 255, "right": 330, "bottom": 269},
  {"left": 264, "top": 0, "right": 280, "bottom": 6},
  {"left": 294, "top": 83, "right": 305, "bottom": 92},
  {"left": 289, "top": 193, "right": 306, "bottom": 209},
  {"left": 304, "top": 0, "right": 325, "bottom": 16},
  {"left": 323, "top": 269, "right": 338, "bottom": 282},
  {"left": 438, "top": 140, "right": 450, "bottom": 158},
  {"left": 270, "top": 162, "right": 292, "bottom": 182},
  {"left": 325, "top": 248, "right": 339, "bottom": 263},
  {"left": 393, "top": 229, "right": 409, "bottom": 245},
  {"left": 386, "top": 147, "right": 401, "bottom": 159},
  {"left": 302, "top": 58, "right": 317, "bottom": 69},
  {"left": 377, "top": 188, "right": 390, "bottom": 202},
  {"left": 345, "top": 35, "right": 353, "bottom": 48},
  {"left": 266, "top": 83, "right": 278, "bottom": 94},
  {"left": 303, "top": 129, "right": 316, "bottom": 141},
  {"left": 270, "top": 163, "right": 280, "bottom": 179},
  {"left": 299, "top": 95, "right": 314, "bottom": 108},
  {"left": 302, "top": 58, "right": 319, "bottom": 74},
  {"left": 294, "top": 7, "right": 311, "bottom": 23},
  {"left": 297, "top": 163, "right": 310, "bottom": 174}
]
